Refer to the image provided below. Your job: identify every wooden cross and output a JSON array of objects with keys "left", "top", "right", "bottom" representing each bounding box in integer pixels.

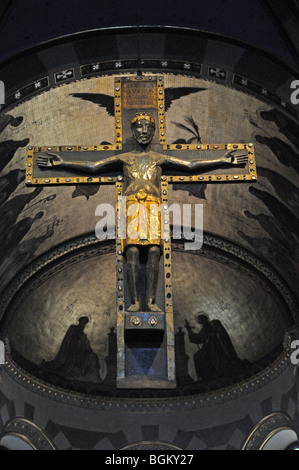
[{"left": 26, "top": 76, "right": 257, "bottom": 389}]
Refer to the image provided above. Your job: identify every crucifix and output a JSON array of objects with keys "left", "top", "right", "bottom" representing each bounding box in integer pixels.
[{"left": 26, "top": 76, "right": 257, "bottom": 389}]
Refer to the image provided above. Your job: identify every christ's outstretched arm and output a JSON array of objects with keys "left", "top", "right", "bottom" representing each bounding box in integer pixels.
[
  {"left": 163, "top": 149, "right": 247, "bottom": 171},
  {"left": 36, "top": 152, "right": 120, "bottom": 174}
]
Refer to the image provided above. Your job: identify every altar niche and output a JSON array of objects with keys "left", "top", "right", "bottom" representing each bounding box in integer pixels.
[{"left": 26, "top": 75, "right": 256, "bottom": 389}]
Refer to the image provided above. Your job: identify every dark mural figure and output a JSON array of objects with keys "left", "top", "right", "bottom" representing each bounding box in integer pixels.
[
  {"left": 0, "top": 211, "right": 44, "bottom": 261},
  {"left": 0, "top": 227, "right": 54, "bottom": 295},
  {"left": 0, "top": 138, "right": 30, "bottom": 172},
  {"left": 0, "top": 187, "right": 47, "bottom": 271},
  {"left": 248, "top": 187, "right": 299, "bottom": 239},
  {"left": 255, "top": 108, "right": 299, "bottom": 177},
  {"left": 255, "top": 135, "right": 299, "bottom": 174},
  {"left": 184, "top": 314, "right": 244, "bottom": 381},
  {"left": 238, "top": 230, "right": 298, "bottom": 288},
  {"left": 243, "top": 210, "right": 299, "bottom": 263},
  {"left": 0, "top": 114, "right": 23, "bottom": 135},
  {"left": 0, "top": 186, "right": 56, "bottom": 294},
  {"left": 0, "top": 186, "right": 43, "bottom": 229},
  {"left": 41, "top": 317, "right": 101, "bottom": 383},
  {"left": 257, "top": 167, "right": 299, "bottom": 214},
  {"left": 239, "top": 113, "right": 299, "bottom": 293},
  {"left": 0, "top": 168, "right": 25, "bottom": 206},
  {"left": 0, "top": 115, "right": 28, "bottom": 207},
  {"left": 260, "top": 108, "right": 299, "bottom": 149}
]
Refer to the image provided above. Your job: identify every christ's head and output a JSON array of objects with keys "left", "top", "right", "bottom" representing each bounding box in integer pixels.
[{"left": 131, "top": 112, "right": 155, "bottom": 146}]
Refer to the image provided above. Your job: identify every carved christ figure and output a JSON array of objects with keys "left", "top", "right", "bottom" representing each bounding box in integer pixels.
[{"left": 37, "top": 113, "right": 247, "bottom": 312}]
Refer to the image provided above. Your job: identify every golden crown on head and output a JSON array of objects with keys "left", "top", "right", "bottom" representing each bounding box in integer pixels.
[{"left": 131, "top": 112, "right": 155, "bottom": 125}]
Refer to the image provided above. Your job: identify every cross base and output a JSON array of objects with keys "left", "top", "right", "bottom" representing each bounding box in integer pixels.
[{"left": 116, "top": 311, "right": 176, "bottom": 389}]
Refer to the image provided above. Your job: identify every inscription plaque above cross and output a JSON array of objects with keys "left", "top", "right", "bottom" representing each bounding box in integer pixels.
[{"left": 26, "top": 76, "right": 257, "bottom": 389}]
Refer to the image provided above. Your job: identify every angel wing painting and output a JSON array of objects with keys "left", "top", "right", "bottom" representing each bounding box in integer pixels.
[{"left": 71, "top": 86, "right": 207, "bottom": 116}]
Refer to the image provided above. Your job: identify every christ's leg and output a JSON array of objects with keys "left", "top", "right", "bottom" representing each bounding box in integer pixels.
[
  {"left": 126, "top": 245, "right": 141, "bottom": 312},
  {"left": 146, "top": 245, "right": 162, "bottom": 312}
]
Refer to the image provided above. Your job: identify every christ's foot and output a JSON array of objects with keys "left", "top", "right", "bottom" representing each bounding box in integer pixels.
[
  {"left": 127, "top": 301, "right": 141, "bottom": 312},
  {"left": 147, "top": 302, "right": 163, "bottom": 313}
]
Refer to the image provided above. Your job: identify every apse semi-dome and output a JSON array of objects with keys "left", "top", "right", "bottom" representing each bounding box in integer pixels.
[{"left": 1, "top": 234, "right": 295, "bottom": 398}]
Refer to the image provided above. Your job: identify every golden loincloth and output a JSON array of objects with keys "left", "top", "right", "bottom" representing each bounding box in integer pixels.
[{"left": 123, "top": 189, "right": 162, "bottom": 248}]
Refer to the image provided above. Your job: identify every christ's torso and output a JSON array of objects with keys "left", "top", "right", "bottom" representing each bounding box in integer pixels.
[{"left": 121, "top": 152, "right": 164, "bottom": 197}]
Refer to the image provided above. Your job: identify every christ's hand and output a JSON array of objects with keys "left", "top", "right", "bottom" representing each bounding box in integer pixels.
[
  {"left": 223, "top": 149, "right": 248, "bottom": 166},
  {"left": 36, "top": 152, "right": 63, "bottom": 168}
]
